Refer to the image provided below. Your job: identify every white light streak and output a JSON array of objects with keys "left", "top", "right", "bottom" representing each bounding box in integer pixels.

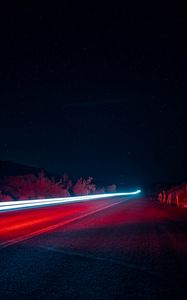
[{"left": 0, "top": 190, "right": 141, "bottom": 212}]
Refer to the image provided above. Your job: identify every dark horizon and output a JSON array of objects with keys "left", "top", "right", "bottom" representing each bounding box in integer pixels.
[{"left": 0, "top": 3, "right": 186, "bottom": 185}]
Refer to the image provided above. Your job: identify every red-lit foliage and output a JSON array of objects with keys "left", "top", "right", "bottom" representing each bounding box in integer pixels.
[
  {"left": 73, "top": 177, "right": 96, "bottom": 196},
  {"left": 106, "top": 184, "right": 117, "bottom": 193},
  {"left": 0, "top": 170, "right": 116, "bottom": 201},
  {"left": 95, "top": 187, "right": 105, "bottom": 194},
  {"left": 158, "top": 183, "right": 187, "bottom": 207},
  {"left": 0, "top": 191, "right": 13, "bottom": 201},
  {"left": 1, "top": 170, "right": 70, "bottom": 200},
  {"left": 62, "top": 173, "right": 72, "bottom": 190}
]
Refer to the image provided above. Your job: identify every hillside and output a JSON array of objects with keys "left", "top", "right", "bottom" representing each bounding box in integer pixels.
[{"left": 0, "top": 160, "right": 60, "bottom": 180}]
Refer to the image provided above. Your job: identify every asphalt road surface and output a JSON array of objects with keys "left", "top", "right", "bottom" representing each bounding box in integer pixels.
[{"left": 0, "top": 196, "right": 187, "bottom": 299}]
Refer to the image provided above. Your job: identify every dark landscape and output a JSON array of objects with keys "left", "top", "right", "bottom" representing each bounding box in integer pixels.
[{"left": 0, "top": 2, "right": 186, "bottom": 299}]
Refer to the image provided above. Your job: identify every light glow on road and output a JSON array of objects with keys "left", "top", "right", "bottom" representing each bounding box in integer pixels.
[{"left": 0, "top": 190, "right": 141, "bottom": 212}]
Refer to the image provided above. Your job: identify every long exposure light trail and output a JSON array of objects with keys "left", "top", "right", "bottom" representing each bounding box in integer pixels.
[{"left": 0, "top": 190, "right": 141, "bottom": 212}]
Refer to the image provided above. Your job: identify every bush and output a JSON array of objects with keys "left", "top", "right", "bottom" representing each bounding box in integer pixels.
[
  {"left": 95, "top": 187, "right": 105, "bottom": 194},
  {"left": 106, "top": 184, "right": 117, "bottom": 193},
  {"left": 73, "top": 177, "right": 96, "bottom": 196},
  {"left": 2, "top": 170, "right": 70, "bottom": 200},
  {"left": 0, "top": 191, "right": 13, "bottom": 201},
  {"left": 0, "top": 170, "right": 118, "bottom": 201}
]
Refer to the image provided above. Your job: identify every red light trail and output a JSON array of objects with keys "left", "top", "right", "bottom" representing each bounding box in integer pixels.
[{"left": 0, "top": 190, "right": 141, "bottom": 212}]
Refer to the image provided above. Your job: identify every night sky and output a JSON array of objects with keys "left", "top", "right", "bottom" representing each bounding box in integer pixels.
[{"left": 0, "top": 3, "right": 186, "bottom": 186}]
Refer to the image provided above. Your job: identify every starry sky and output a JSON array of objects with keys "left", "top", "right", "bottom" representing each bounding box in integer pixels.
[{"left": 0, "top": 3, "right": 186, "bottom": 186}]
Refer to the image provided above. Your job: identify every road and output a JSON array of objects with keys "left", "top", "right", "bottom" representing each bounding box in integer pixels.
[{"left": 0, "top": 196, "right": 187, "bottom": 299}]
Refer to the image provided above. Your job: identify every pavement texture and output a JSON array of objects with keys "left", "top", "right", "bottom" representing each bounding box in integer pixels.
[{"left": 0, "top": 197, "right": 187, "bottom": 299}]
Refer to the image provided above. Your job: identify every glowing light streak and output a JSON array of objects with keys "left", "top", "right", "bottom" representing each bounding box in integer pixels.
[
  {"left": 0, "top": 190, "right": 141, "bottom": 212},
  {"left": 0, "top": 200, "right": 125, "bottom": 248}
]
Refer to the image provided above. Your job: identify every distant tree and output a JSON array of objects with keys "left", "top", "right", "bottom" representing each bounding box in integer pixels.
[
  {"left": 2, "top": 170, "right": 70, "bottom": 200},
  {"left": 106, "top": 184, "right": 117, "bottom": 193},
  {"left": 62, "top": 173, "right": 72, "bottom": 190},
  {"left": 73, "top": 177, "right": 96, "bottom": 195},
  {"left": 95, "top": 187, "right": 105, "bottom": 194},
  {"left": 1, "top": 169, "right": 118, "bottom": 201},
  {"left": 0, "top": 191, "right": 13, "bottom": 201}
]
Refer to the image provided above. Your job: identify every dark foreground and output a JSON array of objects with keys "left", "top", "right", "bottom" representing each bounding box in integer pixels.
[{"left": 0, "top": 197, "right": 187, "bottom": 299}]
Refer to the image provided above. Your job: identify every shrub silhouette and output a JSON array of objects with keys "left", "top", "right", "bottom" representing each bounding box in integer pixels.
[
  {"left": 95, "top": 187, "right": 105, "bottom": 194},
  {"left": 0, "top": 170, "right": 116, "bottom": 201},
  {"left": 0, "top": 191, "right": 13, "bottom": 201},
  {"left": 3, "top": 170, "right": 69, "bottom": 200},
  {"left": 73, "top": 177, "right": 96, "bottom": 195},
  {"left": 106, "top": 184, "right": 117, "bottom": 193}
]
